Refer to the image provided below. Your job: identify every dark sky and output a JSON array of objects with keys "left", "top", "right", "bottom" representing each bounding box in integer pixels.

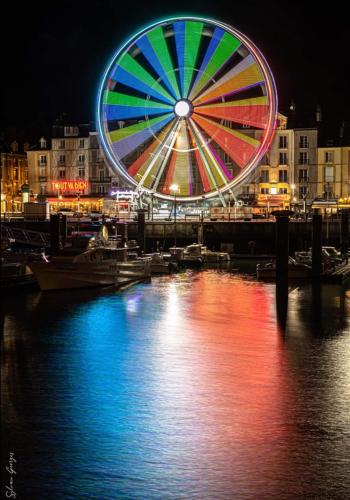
[{"left": 2, "top": 0, "right": 349, "bottom": 143}]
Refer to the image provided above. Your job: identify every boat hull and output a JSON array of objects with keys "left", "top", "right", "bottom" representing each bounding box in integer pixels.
[{"left": 29, "top": 262, "right": 120, "bottom": 290}]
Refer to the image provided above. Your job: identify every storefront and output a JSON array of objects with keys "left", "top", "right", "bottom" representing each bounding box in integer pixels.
[
  {"left": 47, "top": 196, "right": 103, "bottom": 214},
  {"left": 257, "top": 194, "right": 290, "bottom": 213}
]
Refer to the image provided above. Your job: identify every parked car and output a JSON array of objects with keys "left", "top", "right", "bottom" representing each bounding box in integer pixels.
[
  {"left": 58, "top": 208, "right": 75, "bottom": 217},
  {"left": 89, "top": 211, "right": 103, "bottom": 221}
]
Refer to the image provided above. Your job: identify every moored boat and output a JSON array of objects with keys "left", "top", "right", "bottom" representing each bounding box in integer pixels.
[
  {"left": 30, "top": 243, "right": 151, "bottom": 291},
  {"left": 257, "top": 257, "right": 312, "bottom": 280}
]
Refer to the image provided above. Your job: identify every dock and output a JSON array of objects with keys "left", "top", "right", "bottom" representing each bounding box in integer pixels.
[{"left": 322, "top": 262, "right": 350, "bottom": 283}]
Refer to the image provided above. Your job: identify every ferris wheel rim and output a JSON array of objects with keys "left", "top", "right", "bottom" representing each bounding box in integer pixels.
[{"left": 97, "top": 16, "right": 278, "bottom": 201}]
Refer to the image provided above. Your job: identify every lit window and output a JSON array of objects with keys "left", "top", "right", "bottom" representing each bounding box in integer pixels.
[
  {"left": 299, "top": 136, "right": 309, "bottom": 148},
  {"left": 279, "top": 136, "right": 287, "bottom": 148},
  {"left": 325, "top": 151, "right": 334, "bottom": 163}
]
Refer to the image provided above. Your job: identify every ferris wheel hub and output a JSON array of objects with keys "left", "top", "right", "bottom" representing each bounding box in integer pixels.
[{"left": 174, "top": 99, "right": 192, "bottom": 118}]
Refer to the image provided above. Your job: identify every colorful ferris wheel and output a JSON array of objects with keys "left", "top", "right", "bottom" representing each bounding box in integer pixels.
[{"left": 97, "top": 17, "right": 278, "bottom": 201}]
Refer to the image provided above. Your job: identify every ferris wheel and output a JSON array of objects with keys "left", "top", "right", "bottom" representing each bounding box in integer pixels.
[{"left": 97, "top": 17, "right": 278, "bottom": 201}]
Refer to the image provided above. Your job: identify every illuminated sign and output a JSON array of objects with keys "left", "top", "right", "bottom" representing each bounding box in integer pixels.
[
  {"left": 110, "top": 189, "right": 136, "bottom": 197},
  {"left": 52, "top": 180, "right": 89, "bottom": 192}
]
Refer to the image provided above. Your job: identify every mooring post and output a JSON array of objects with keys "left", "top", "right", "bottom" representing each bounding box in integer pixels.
[
  {"left": 272, "top": 210, "right": 293, "bottom": 330},
  {"left": 340, "top": 209, "right": 349, "bottom": 257},
  {"left": 137, "top": 209, "right": 146, "bottom": 252},
  {"left": 272, "top": 211, "right": 292, "bottom": 283},
  {"left": 60, "top": 214, "right": 67, "bottom": 247},
  {"left": 312, "top": 209, "right": 323, "bottom": 278},
  {"left": 50, "top": 213, "right": 60, "bottom": 256}
]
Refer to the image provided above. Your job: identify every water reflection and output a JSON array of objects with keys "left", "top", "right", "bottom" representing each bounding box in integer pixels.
[{"left": 2, "top": 271, "right": 350, "bottom": 499}]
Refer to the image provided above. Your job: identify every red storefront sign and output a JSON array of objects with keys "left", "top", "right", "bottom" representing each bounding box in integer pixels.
[{"left": 52, "top": 180, "right": 88, "bottom": 191}]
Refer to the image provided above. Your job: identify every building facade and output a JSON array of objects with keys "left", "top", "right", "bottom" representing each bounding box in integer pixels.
[
  {"left": 316, "top": 146, "right": 350, "bottom": 200},
  {"left": 1, "top": 141, "right": 29, "bottom": 214},
  {"left": 26, "top": 124, "right": 127, "bottom": 213},
  {"left": 237, "top": 123, "right": 318, "bottom": 213}
]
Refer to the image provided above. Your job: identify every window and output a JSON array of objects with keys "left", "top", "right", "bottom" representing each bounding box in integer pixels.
[
  {"left": 59, "top": 168, "right": 66, "bottom": 179},
  {"left": 279, "top": 135, "right": 287, "bottom": 149},
  {"left": 261, "top": 170, "right": 269, "bottom": 182},
  {"left": 299, "top": 169, "right": 308, "bottom": 181},
  {"left": 39, "top": 137, "right": 47, "bottom": 149},
  {"left": 279, "top": 187, "right": 288, "bottom": 194},
  {"left": 324, "top": 166, "right": 334, "bottom": 183},
  {"left": 261, "top": 188, "right": 269, "bottom": 194},
  {"left": 59, "top": 155, "right": 65, "bottom": 165},
  {"left": 325, "top": 151, "right": 334, "bottom": 163},
  {"left": 299, "top": 135, "right": 309, "bottom": 148},
  {"left": 14, "top": 168, "right": 18, "bottom": 180},
  {"left": 279, "top": 152, "right": 288, "bottom": 165},
  {"left": 98, "top": 185, "right": 105, "bottom": 194},
  {"left": 39, "top": 155, "right": 47, "bottom": 165},
  {"left": 64, "top": 126, "right": 79, "bottom": 137},
  {"left": 99, "top": 170, "right": 105, "bottom": 182},
  {"left": 92, "top": 150, "right": 98, "bottom": 163},
  {"left": 79, "top": 139, "right": 85, "bottom": 148},
  {"left": 78, "top": 167, "right": 85, "bottom": 178},
  {"left": 78, "top": 154, "right": 85, "bottom": 165},
  {"left": 59, "top": 140, "right": 65, "bottom": 149},
  {"left": 299, "top": 152, "right": 308, "bottom": 165},
  {"left": 299, "top": 186, "right": 308, "bottom": 198},
  {"left": 279, "top": 170, "right": 288, "bottom": 182}
]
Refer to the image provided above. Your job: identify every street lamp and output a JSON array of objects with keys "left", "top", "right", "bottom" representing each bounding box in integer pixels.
[{"left": 170, "top": 183, "right": 179, "bottom": 247}]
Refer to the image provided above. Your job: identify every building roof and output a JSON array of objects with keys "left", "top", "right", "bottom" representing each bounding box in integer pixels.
[{"left": 52, "top": 124, "right": 90, "bottom": 138}]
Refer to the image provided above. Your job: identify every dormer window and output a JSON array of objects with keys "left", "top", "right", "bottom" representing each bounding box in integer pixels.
[{"left": 39, "top": 137, "right": 47, "bottom": 149}]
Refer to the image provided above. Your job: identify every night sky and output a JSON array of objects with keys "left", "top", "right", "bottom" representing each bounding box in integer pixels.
[{"left": 2, "top": 0, "right": 349, "bottom": 144}]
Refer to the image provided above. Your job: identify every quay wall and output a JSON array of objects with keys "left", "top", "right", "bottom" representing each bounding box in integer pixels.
[{"left": 3, "top": 220, "right": 348, "bottom": 254}]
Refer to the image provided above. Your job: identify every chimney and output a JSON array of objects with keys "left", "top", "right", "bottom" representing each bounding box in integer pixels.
[
  {"left": 316, "top": 104, "right": 322, "bottom": 124},
  {"left": 11, "top": 140, "right": 19, "bottom": 153}
]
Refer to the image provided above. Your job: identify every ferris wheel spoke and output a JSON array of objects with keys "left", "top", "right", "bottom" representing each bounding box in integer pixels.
[
  {"left": 188, "top": 28, "right": 241, "bottom": 101},
  {"left": 189, "top": 119, "right": 230, "bottom": 187},
  {"left": 194, "top": 96, "right": 269, "bottom": 129},
  {"left": 109, "top": 112, "right": 174, "bottom": 160},
  {"left": 104, "top": 91, "right": 173, "bottom": 120},
  {"left": 111, "top": 53, "right": 175, "bottom": 105},
  {"left": 152, "top": 120, "right": 181, "bottom": 191},
  {"left": 163, "top": 121, "right": 193, "bottom": 195},
  {"left": 136, "top": 27, "right": 181, "bottom": 100},
  {"left": 129, "top": 120, "right": 176, "bottom": 183},
  {"left": 141, "top": 120, "right": 180, "bottom": 189},
  {"left": 192, "top": 114, "right": 260, "bottom": 168},
  {"left": 193, "top": 55, "right": 264, "bottom": 105},
  {"left": 187, "top": 125, "right": 214, "bottom": 192},
  {"left": 138, "top": 119, "right": 180, "bottom": 189},
  {"left": 174, "top": 20, "right": 203, "bottom": 98}
]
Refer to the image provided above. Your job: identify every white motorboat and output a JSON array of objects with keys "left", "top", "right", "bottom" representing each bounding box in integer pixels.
[
  {"left": 183, "top": 244, "right": 204, "bottom": 267},
  {"left": 257, "top": 257, "right": 312, "bottom": 280},
  {"left": 182, "top": 243, "right": 230, "bottom": 266},
  {"left": 200, "top": 246, "right": 230, "bottom": 263},
  {"left": 30, "top": 243, "right": 151, "bottom": 291},
  {"left": 144, "top": 253, "right": 178, "bottom": 274}
]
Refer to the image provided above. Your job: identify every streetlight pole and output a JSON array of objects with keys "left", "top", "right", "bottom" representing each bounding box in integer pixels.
[
  {"left": 174, "top": 190, "right": 177, "bottom": 247},
  {"left": 170, "top": 183, "right": 179, "bottom": 247}
]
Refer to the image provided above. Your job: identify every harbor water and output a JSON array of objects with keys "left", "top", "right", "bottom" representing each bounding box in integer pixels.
[{"left": 2, "top": 267, "right": 350, "bottom": 499}]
